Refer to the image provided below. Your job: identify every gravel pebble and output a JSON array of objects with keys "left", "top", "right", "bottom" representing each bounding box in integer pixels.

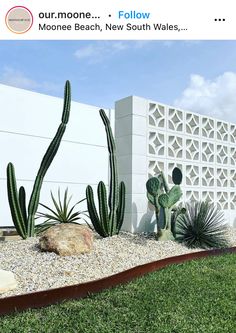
[{"left": 0, "top": 228, "right": 235, "bottom": 298}]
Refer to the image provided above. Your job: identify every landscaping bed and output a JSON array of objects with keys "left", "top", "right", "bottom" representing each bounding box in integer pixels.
[
  {"left": 0, "top": 227, "right": 236, "bottom": 299},
  {"left": 1, "top": 253, "right": 235, "bottom": 333}
]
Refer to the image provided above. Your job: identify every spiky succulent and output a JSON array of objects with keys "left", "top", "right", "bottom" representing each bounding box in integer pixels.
[
  {"left": 175, "top": 201, "right": 229, "bottom": 249},
  {"left": 35, "top": 188, "right": 89, "bottom": 234}
]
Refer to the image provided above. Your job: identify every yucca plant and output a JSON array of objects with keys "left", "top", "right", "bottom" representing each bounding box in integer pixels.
[
  {"left": 175, "top": 201, "right": 229, "bottom": 249},
  {"left": 35, "top": 188, "right": 89, "bottom": 234}
]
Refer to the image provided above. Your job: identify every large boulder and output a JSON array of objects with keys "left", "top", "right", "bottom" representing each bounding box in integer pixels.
[
  {"left": 0, "top": 269, "right": 17, "bottom": 293},
  {"left": 39, "top": 224, "right": 93, "bottom": 256}
]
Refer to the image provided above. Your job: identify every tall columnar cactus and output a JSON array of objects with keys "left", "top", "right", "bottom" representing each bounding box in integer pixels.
[
  {"left": 146, "top": 167, "right": 183, "bottom": 240},
  {"left": 7, "top": 81, "right": 71, "bottom": 239},
  {"left": 86, "top": 109, "right": 125, "bottom": 237}
]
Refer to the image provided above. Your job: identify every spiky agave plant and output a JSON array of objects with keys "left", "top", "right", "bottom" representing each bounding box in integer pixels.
[
  {"left": 7, "top": 81, "right": 71, "bottom": 239},
  {"left": 86, "top": 109, "right": 125, "bottom": 237},
  {"left": 175, "top": 201, "right": 229, "bottom": 249},
  {"left": 35, "top": 188, "right": 89, "bottom": 234}
]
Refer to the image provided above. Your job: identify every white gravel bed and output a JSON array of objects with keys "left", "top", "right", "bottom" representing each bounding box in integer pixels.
[{"left": 0, "top": 228, "right": 235, "bottom": 298}]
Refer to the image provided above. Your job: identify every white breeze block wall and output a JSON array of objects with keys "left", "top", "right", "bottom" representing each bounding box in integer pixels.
[
  {"left": 0, "top": 84, "right": 114, "bottom": 227},
  {"left": 115, "top": 96, "right": 236, "bottom": 233}
]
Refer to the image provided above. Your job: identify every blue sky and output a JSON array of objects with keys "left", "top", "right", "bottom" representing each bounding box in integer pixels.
[{"left": 1, "top": 40, "right": 236, "bottom": 122}]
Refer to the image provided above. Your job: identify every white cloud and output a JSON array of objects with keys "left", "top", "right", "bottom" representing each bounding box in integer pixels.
[
  {"left": 159, "top": 41, "right": 201, "bottom": 48},
  {"left": 74, "top": 40, "right": 200, "bottom": 64},
  {"left": 74, "top": 41, "right": 151, "bottom": 63},
  {"left": 0, "top": 67, "right": 61, "bottom": 93},
  {"left": 174, "top": 72, "right": 236, "bottom": 123},
  {"left": 1, "top": 67, "right": 39, "bottom": 89}
]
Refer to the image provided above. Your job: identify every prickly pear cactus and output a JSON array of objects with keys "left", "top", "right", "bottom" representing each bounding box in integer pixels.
[
  {"left": 146, "top": 167, "right": 183, "bottom": 241},
  {"left": 158, "top": 185, "right": 182, "bottom": 209},
  {"left": 146, "top": 177, "right": 161, "bottom": 196},
  {"left": 172, "top": 167, "right": 183, "bottom": 185}
]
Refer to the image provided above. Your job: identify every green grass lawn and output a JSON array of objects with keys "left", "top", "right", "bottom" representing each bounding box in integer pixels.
[{"left": 1, "top": 253, "right": 235, "bottom": 333}]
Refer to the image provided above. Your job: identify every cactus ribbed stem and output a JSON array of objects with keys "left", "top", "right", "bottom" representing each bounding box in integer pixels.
[
  {"left": 86, "top": 109, "right": 125, "bottom": 237},
  {"left": 86, "top": 185, "right": 106, "bottom": 237},
  {"left": 6, "top": 81, "right": 71, "bottom": 238},
  {"left": 100, "top": 110, "right": 119, "bottom": 235},
  {"left": 27, "top": 123, "right": 67, "bottom": 236},
  {"left": 7, "top": 163, "right": 27, "bottom": 239},
  {"left": 97, "top": 181, "right": 109, "bottom": 235},
  {"left": 27, "top": 82, "right": 71, "bottom": 237},
  {"left": 19, "top": 186, "right": 27, "bottom": 229},
  {"left": 116, "top": 181, "right": 125, "bottom": 233}
]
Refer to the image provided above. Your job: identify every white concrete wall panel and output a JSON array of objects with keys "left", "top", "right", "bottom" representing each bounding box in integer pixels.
[{"left": 0, "top": 84, "right": 112, "bottom": 226}]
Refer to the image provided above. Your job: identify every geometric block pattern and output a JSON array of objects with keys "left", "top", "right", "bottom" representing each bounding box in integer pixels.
[
  {"left": 186, "top": 139, "right": 199, "bottom": 161},
  {"left": 185, "top": 165, "right": 199, "bottom": 186},
  {"left": 148, "top": 101, "right": 236, "bottom": 210},
  {"left": 229, "top": 147, "right": 236, "bottom": 165},
  {"left": 216, "top": 145, "right": 228, "bottom": 164},
  {"left": 149, "top": 103, "right": 165, "bottom": 128},
  {"left": 149, "top": 132, "right": 165, "bottom": 156},
  {"left": 217, "top": 121, "right": 228, "bottom": 142},
  {"left": 202, "top": 142, "right": 215, "bottom": 163},
  {"left": 168, "top": 108, "right": 183, "bottom": 132},
  {"left": 230, "top": 124, "right": 236, "bottom": 143},
  {"left": 167, "top": 136, "right": 183, "bottom": 159}
]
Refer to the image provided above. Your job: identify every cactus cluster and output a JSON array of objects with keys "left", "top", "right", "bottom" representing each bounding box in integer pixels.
[
  {"left": 146, "top": 167, "right": 183, "bottom": 240},
  {"left": 86, "top": 109, "right": 125, "bottom": 237},
  {"left": 6, "top": 81, "right": 71, "bottom": 239}
]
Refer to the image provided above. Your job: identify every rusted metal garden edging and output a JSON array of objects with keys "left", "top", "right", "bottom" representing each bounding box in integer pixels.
[{"left": 0, "top": 246, "right": 235, "bottom": 316}]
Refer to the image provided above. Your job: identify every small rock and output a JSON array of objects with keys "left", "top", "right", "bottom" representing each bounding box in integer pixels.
[
  {"left": 39, "top": 224, "right": 93, "bottom": 256},
  {"left": 0, "top": 269, "right": 17, "bottom": 293}
]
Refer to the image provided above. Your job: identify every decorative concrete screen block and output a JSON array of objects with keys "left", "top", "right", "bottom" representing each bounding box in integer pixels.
[
  {"left": 149, "top": 131, "right": 165, "bottom": 156},
  {"left": 202, "top": 167, "right": 215, "bottom": 187},
  {"left": 202, "top": 117, "right": 215, "bottom": 139},
  {"left": 217, "top": 192, "right": 229, "bottom": 210},
  {"left": 230, "top": 193, "right": 236, "bottom": 209},
  {"left": 186, "top": 139, "right": 199, "bottom": 161},
  {"left": 149, "top": 103, "right": 165, "bottom": 128},
  {"left": 230, "top": 147, "right": 236, "bottom": 165},
  {"left": 148, "top": 160, "right": 165, "bottom": 178},
  {"left": 217, "top": 145, "right": 228, "bottom": 164},
  {"left": 230, "top": 124, "right": 236, "bottom": 143},
  {"left": 230, "top": 170, "right": 236, "bottom": 187},
  {"left": 168, "top": 108, "right": 183, "bottom": 132},
  {"left": 186, "top": 113, "right": 200, "bottom": 136},
  {"left": 202, "top": 142, "right": 215, "bottom": 163},
  {"left": 115, "top": 96, "right": 236, "bottom": 232},
  {"left": 202, "top": 191, "right": 214, "bottom": 202},
  {"left": 186, "top": 165, "right": 199, "bottom": 186},
  {"left": 186, "top": 190, "right": 200, "bottom": 202},
  {"left": 217, "top": 121, "right": 229, "bottom": 142},
  {"left": 168, "top": 136, "right": 183, "bottom": 159}
]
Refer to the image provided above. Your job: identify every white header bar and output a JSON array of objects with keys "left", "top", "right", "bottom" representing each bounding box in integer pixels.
[{"left": 1, "top": 0, "right": 235, "bottom": 40}]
